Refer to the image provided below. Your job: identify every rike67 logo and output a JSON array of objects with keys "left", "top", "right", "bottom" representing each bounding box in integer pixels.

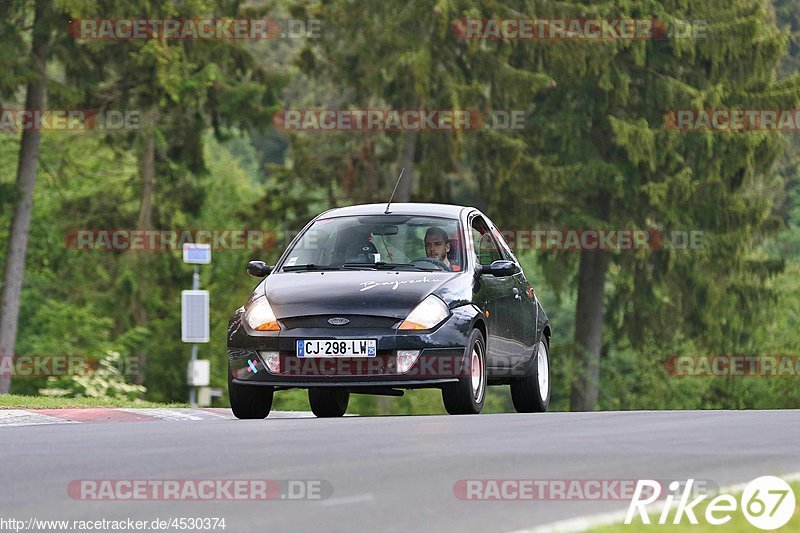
[{"left": 626, "top": 476, "right": 796, "bottom": 530}]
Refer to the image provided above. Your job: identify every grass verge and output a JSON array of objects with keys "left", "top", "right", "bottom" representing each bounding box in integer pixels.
[{"left": 0, "top": 394, "right": 189, "bottom": 410}]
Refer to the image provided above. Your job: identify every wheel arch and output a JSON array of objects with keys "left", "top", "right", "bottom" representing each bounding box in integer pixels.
[{"left": 472, "top": 316, "right": 487, "bottom": 342}]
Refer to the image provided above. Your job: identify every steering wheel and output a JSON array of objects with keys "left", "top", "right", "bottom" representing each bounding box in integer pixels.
[{"left": 410, "top": 257, "right": 452, "bottom": 271}]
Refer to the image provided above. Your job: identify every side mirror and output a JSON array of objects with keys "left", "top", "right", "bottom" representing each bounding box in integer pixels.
[
  {"left": 247, "top": 261, "right": 273, "bottom": 277},
  {"left": 480, "top": 260, "right": 518, "bottom": 277}
]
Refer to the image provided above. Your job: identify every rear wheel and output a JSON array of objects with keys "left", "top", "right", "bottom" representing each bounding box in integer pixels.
[
  {"left": 309, "top": 388, "right": 350, "bottom": 417},
  {"left": 442, "top": 329, "right": 486, "bottom": 415},
  {"left": 228, "top": 370, "right": 274, "bottom": 419},
  {"left": 510, "top": 337, "right": 550, "bottom": 413}
]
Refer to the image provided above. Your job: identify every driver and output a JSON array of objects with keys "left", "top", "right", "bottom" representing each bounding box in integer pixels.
[{"left": 424, "top": 226, "right": 452, "bottom": 270}]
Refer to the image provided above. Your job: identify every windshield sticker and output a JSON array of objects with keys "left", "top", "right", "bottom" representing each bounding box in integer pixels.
[
  {"left": 360, "top": 277, "right": 441, "bottom": 292},
  {"left": 285, "top": 257, "right": 298, "bottom": 266}
]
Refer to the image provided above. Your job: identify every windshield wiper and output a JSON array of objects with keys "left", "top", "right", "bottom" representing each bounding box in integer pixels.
[
  {"left": 285, "top": 262, "right": 437, "bottom": 272},
  {"left": 282, "top": 264, "right": 342, "bottom": 272},
  {"left": 343, "top": 262, "right": 435, "bottom": 271}
]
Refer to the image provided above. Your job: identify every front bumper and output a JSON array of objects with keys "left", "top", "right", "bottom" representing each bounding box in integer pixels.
[{"left": 227, "top": 305, "right": 479, "bottom": 387}]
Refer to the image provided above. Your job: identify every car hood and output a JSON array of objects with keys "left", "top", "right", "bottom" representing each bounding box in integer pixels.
[{"left": 262, "top": 270, "right": 454, "bottom": 319}]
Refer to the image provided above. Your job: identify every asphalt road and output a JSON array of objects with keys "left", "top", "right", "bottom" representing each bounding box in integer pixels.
[{"left": 1, "top": 410, "right": 799, "bottom": 532}]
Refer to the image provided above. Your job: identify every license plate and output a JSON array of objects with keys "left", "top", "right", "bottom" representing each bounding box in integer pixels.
[{"left": 297, "top": 339, "right": 377, "bottom": 358}]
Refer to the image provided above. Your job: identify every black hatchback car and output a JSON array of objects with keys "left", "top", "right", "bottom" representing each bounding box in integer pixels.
[{"left": 227, "top": 203, "right": 551, "bottom": 417}]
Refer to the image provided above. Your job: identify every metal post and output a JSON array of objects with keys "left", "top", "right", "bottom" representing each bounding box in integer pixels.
[
  {"left": 189, "top": 343, "right": 198, "bottom": 406},
  {"left": 189, "top": 265, "right": 200, "bottom": 406}
]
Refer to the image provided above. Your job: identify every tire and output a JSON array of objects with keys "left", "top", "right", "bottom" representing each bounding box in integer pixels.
[
  {"left": 441, "top": 329, "right": 486, "bottom": 415},
  {"left": 228, "top": 370, "right": 274, "bottom": 419},
  {"left": 309, "top": 388, "right": 349, "bottom": 417},
  {"left": 510, "top": 336, "right": 550, "bottom": 413}
]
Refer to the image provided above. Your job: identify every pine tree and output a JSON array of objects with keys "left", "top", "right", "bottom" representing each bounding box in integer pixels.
[{"left": 488, "top": 0, "right": 800, "bottom": 409}]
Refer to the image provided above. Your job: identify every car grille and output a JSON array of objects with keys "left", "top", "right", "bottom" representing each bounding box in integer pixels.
[
  {"left": 280, "top": 315, "right": 400, "bottom": 329},
  {"left": 228, "top": 347, "right": 258, "bottom": 360}
]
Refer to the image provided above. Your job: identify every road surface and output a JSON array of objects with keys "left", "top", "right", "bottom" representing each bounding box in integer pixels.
[{"left": 1, "top": 409, "right": 798, "bottom": 532}]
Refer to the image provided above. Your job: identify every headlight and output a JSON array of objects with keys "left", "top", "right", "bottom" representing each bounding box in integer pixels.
[
  {"left": 399, "top": 295, "right": 449, "bottom": 330},
  {"left": 245, "top": 298, "right": 280, "bottom": 331}
]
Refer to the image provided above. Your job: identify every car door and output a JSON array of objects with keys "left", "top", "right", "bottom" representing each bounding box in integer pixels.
[
  {"left": 469, "top": 215, "right": 519, "bottom": 370},
  {"left": 488, "top": 221, "right": 538, "bottom": 365}
]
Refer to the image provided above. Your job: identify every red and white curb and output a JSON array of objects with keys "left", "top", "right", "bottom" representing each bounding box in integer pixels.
[
  {"left": 0, "top": 409, "right": 75, "bottom": 427},
  {"left": 0, "top": 408, "right": 314, "bottom": 427}
]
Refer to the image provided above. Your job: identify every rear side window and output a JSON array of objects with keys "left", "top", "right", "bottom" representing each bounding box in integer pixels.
[
  {"left": 470, "top": 216, "right": 503, "bottom": 266},
  {"left": 490, "top": 225, "right": 517, "bottom": 263}
]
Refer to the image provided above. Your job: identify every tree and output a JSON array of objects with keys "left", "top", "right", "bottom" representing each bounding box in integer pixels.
[
  {"left": 2, "top": 0, "right": 282, "bottom": 394},
  {"left": 0, "top": 0, "right": 53, "bottom": 394},
  {"left": 489, "top": 0, "right": 800, "bottom": 409},
  {"left": 57, "top": 0, "right": 282, "bottom": 387}
]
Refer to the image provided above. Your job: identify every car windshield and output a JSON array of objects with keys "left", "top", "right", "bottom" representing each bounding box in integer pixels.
[{"left": 280, "top": 215, "right": 464, "bottom": 272}]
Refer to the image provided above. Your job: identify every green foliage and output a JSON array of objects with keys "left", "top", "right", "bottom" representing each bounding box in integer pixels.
[
  {"left": 0, "top": 393, "right": 185, "bottom": 409},
  {"left": 2, "top": 0, "right": 799, "bottom": 413},
  {"left": 39, "top": 351, "right": 147, "bottom": 400}
]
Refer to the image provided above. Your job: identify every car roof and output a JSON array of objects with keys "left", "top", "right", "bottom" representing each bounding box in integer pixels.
[{"left": 316, "top": 203, "right": 473, "bottom": 219}]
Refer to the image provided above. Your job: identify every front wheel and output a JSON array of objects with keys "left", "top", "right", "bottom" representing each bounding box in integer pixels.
[
  {"left": 510, "top": 337, "right": 550, "bottom": 413},
  {"left": 309, "top": 388, "right": 349, "bottom": 417},
  {"left": 442, "top": 329, "right": 486, "bottom": 414},
  {"left": 228, "top": 370, "right": 274, "bottom": 419}
]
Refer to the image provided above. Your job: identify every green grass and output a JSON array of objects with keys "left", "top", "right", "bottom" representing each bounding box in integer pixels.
[
  {"left": 270, "top": 386, "right": 517, "bottom": 415},
  {"left": 589, "top": 481, "right": 800, "bottom": 532},
  {"left": 0, "top": 394, "right": 189, "bottom": 410}
]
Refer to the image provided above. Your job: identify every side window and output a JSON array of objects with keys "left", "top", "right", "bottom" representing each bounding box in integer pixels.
[
  {"left": 470, "top": 216, "right": 502, "bottom": 266},
  {"left": 490, "top": 226, "right": 516, "bottom": 262}
]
